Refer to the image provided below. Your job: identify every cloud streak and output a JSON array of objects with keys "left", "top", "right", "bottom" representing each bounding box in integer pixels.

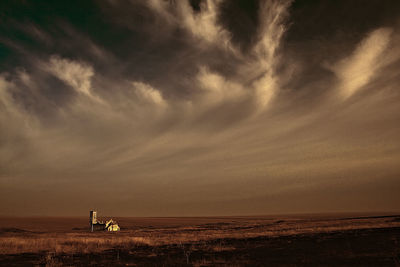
[
  {"left": 332, "top": 27, "right": 392, "bottom": 100},
  {"left": 44, "top": 56, "right": 101, "bottom": 102}
]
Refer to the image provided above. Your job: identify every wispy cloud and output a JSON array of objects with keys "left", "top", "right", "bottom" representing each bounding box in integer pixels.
[
  {"left": 44, "top": 56, "right": 100, "bottom": 102},
  {"left": 251, "top": 0, "right": 291, "bottom": 109},
  {"left": 132, "top": 81, "right": 167, "bottom": 108},
  {"left": 148, "top": 0, "right": 231, "bottom": 47},
  {"left": 332, "top": 27, "right": 392, "bottom": 100}
]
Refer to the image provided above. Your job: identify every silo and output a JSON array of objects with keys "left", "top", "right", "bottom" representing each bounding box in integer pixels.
[{"left": 89, "top": 210, "right": 97, "bottom": 232}]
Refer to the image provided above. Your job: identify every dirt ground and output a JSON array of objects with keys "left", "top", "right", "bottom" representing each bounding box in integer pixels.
[{"left": 0, "top": 214, "right": 399, "bottom": 266}]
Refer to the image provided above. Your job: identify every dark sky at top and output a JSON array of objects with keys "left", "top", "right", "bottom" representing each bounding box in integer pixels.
[{"left": 1, "top": 0, "right": 400, "bottom": 216}]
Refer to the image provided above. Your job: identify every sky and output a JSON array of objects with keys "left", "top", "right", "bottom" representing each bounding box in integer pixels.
[{"left": 1, "top": 0, "right": 400, "bottom": 216}]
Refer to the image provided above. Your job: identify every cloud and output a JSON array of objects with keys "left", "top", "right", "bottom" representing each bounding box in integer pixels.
[
  {"left": 178, "top": 0, "right": 229, "bottom": 45},
  {"left": 107, "top": 0, "right": 292, "bottom": 113},
  {"left": 43, "top": 56, "right": 100, "bottom": 102},
  {"left": 0, "top": 75, "right": 38, "bottom": 175},
  {"left": 250, "top": 0, "right": 292, "bottom": 110},
  {"left": 196, "top": 66, "right": 246, "bottom": 106},
  {"left": 0, "top": 76, "right": 18, "bottom": 115},
  {"left": 148, "top": 0, "right": 231, "bottom": 47},
  {"left": 133, "top": 81, "right": 167, "bottom": 108},
  {"left": 332, "top": 27, "right": 392, "bottom": 100}
]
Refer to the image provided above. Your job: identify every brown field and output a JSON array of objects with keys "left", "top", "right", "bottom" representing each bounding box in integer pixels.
[{"left": 0, "top": 213, "right": 400, "bottom": 266}]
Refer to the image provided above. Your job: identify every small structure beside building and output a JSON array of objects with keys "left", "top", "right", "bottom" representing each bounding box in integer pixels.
[{"left": 90, "top": 210, "right": 120, "bottom": 232}]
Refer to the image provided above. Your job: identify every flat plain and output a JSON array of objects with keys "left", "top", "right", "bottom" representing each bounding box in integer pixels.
[{"left": 0, "top": 213, "right": 400, "bottom": 266}]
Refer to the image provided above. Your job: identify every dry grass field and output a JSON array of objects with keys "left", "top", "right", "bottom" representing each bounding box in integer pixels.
[{"left": 0, "top": 214, "right": 400, "bottom": 266}]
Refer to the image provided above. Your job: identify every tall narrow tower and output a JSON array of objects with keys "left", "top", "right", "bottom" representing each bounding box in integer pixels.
[{"left": 89, "top": 210, "right": 97, "bottom": 232}]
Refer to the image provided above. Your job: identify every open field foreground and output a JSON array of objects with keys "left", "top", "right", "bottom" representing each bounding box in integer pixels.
[{"left": 0, "top": 214, "right": 400, "bottom": 266}]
